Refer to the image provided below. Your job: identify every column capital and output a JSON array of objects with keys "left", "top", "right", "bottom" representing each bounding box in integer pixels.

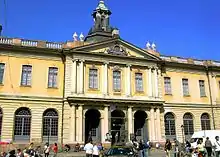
[
  {"left": 126, "top": 64, "right": 131, "bottom": 67},
  {"left": 79, "top": 59, "right": 85, "bottom": 62},
  {"left": 147, "top": 66, "right": 153, "bottom": 69},
  {"left": 104, "top": 61, "right": 109, "bottom": 65},
  {"left": 72, "top": 59, "right": 79, "bottom": 62},
  {"left": 128, "top": 106, "right": 133, "bottom": 109}
]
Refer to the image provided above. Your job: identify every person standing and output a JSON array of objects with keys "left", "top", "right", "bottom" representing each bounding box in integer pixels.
[
  {"left": 84, "top": 140, "right": 93, "bottom": 157},
  {"left": 44, "top": 143, "right": 50, "bottom": 157},
  {"left": 205, "top": 137, "right": 212, "bottom": 157},
  {"left": 53, "top": 143, "right": 58, "bottom": 157},
  {"left": 164, "top": 139, "right": 172, "bottom": 157},
  {"left": 214, "top": 136, "right": 220, "bottom": 157},
  {"left": 92, "top": 143, "right": 99, "bottom": 157}
]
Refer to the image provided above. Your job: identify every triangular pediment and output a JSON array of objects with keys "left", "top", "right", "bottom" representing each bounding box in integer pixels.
[{"left": 71, "top": 38, "right": 161, "bottom": 61}]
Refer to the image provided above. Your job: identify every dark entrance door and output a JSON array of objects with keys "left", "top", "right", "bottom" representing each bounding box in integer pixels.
[
  {"left": 85, "top": 109, "right": 101, "bottom": 143},
  {"left": 134, "top": 110, "right": 148, "bottom": 141},
  {"left": 111, "top": 109, "right": 127, "bottom": 145}
]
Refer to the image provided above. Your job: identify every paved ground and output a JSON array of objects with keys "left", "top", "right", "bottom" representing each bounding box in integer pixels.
[{"left": 54, "top": 149, "right": 168, "bottom": 157}]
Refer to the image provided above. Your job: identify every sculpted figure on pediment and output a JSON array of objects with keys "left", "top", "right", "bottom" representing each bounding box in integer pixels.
[{"left": 107, "top": 44, "right": 128, "bottom": 56}]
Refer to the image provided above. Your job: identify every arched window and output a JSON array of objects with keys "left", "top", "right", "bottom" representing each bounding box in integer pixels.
[
  {"left": 183, "top": 113, "right": 194, "bottom": 136},
  {"left": 0, "top": 109, "right": 2, "bottom": 137},
  {"left": 43, "top": 109, "right": 58, "bottom": 142},
  {"left": 164, "top": 112, "right": 176, "bottom": 138},
  {"left": 14, "top": 107, "right": 31, "bottom": 141},
  {"left": 201, "top": 113, "right": 211, "bottom": 130}
]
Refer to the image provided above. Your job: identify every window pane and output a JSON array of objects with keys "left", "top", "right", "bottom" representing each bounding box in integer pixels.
[
  {"left": 48, "top": 67, "right": 58, "bottom": 88},
  {"left": 89, "top": 69, "right": 98, "bottom": 89},
  {"left": 183, "top": 113, "right": 194, "bottom": 135},
  {"left": 182, "top": 79, "right": 189, "bottom": 96},
  {"left": 0, "top": 63, "right": 5, "bottom": 84},
  {"left": 164, "top": 113, "right": 176, "bottom": 136},
  {"left": 21, "top": 65, "right": 32, "bottom": 86},
  {"left": 113, "top": 71, "right": 121, "bottom": 91},
  {"left": 135, "top": 73, "right": 143, "bottom": 92},
  {"left": 43, "top": 109, "right": 58, "bottom": 137},
  {"left": 201, "top": 113, "right": 211, "bottom": 130},
  {"left": 164, "top": 77, "right": 172, "bottom": 94},
  {"left": 199, "top": 80, "right": 206, "bottom": 97}
]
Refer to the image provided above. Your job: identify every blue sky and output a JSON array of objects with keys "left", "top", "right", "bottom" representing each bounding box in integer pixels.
[{"left": 0, "top": 0, "right": 220, "bottom": 60}]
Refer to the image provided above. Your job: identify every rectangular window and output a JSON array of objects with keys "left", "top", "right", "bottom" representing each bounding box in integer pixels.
[
  {"left": 89, "top": 69, "right": 98, "bottom": 89},
  {"left": 0, "top": 63, "right": 5, "bottom": 84},
  {"left": 135, "top": 73, "right": 143, "bottom": 92},
  {"left": 182, "top": 78, "right": 189, "bottom": 96},
  {"left": 164, "top": 77, "right": 172, "bottom": 94},
  {"left": 199, "top": 80, "right": 206, "bottom": 97},
  {"left": 48, "top": 67, "right": 58, "bottom": 88},
  {"left": 113, "top": 71, "right": 121, "bottom": 91},
  {"left": 21, "top": 65, "right": 32, "bottom": 86}
]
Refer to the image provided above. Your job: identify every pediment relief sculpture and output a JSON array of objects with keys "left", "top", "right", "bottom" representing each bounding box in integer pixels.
[{"left": 107, "top": 44, "right": 128, "bottom": 56}]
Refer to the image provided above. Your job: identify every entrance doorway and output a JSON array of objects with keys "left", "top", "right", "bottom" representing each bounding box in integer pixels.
[
  {"left": 111, "top": 109, "right": 127, "bottom": 145},
  {"left": 134, "top": 110, "right": 148, "bottom": 141},
  {"left": 85, "top": 109, "right": 101, "bottom": 143}
]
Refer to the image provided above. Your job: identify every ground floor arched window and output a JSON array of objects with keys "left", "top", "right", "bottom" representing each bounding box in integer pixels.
[
  {"left": 43, "top": 109, "right": 58, "bottom": 142},
  {"left": 14, "top": 107, "right": 31, "bottom": 141},
  {"left": 164, "top": 112, "right": 176, "bottom": 139},
  {"left": 201, "top": 113, "right": 211, "bottom": 130},
  {"left": 183, "top": 113, "right": 194, "bottom": 140}
]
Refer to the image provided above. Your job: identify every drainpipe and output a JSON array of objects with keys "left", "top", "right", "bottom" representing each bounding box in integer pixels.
[
  {"left": 60, "top": 50, "right": 66, "bottom": 148},
  {"left": 206, "top": 66, "right": 216, "bottom": 129}
]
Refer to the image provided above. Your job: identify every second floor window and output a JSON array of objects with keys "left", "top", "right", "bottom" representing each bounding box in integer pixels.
[
  {"left": 164, "top": 77, "right": 172, "bottom": 94},
  {"left": 113, "top": 71, "right": 121, "bottom": 91},
  {"left": 199, "top": 80, "right": 206, "bottom": 97},
  {"left": 48, "top": 67, "right": 58, "bottom": 88},
  {"left": 21, "top": 65, "right": 32, "bottom": 86},
  {"left": 0, "top": 63, "right": 5, "bottom": 84},
  {"left": 135, "top": 73, "right": 143, "bottom": 92},
  {"left": 89, "top": 69, "right": 98, "bottom": 89},
  {"left": 182, "top": 78, "right": 189, "bottom": 96}
]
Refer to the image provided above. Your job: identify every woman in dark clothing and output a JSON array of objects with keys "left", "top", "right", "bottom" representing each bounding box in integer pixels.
[
  {"left": 139, "top": 140, "right": 144, "bottom": 157},
  {"left": 165, "top": 139, "right": 172, "bottom": 157}
]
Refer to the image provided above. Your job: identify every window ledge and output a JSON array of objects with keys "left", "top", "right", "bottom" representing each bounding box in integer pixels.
[
  {"left": 88, "top": 88, "right": 99, "bottom": 91},
  {"left": 20, "top": 85, "right": 31, "bottom": 87},
  {"left": 183, "top": 95, "right": 190, "bottom": 97},
  {"left": 0, "top": 83, "right": 3, "bottom": 86},
  {"left": 113, "top": 91, "right": 121, "bottom": 95},
  {"left": 200, "top": 95, "right": 207, "bottom": 98},
  {"left": 47, "top": 87, "right": 58, "bottom": 89},
  {"left": 135, "top": 91, "right": 144, "bottom": 94},
  {"left": 165, "top": 93, "right": 172, "bottom": 96}
]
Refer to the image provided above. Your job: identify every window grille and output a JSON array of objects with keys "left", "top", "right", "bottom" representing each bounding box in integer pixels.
[
  {"left": 89, "top": 69, "right": 98, "bottom": 89},
  {"left": 14, "top": 108, "right": 31, "bottom": 141},
  {"left": 201, "top": 113, "right": 211, "bottom": 130},
  {"left": 182, "top": 78, "right": 189, "bottom": 96},
  {"left": 135, "top": 73, "right": 143, "bottom": 92},
  {"left": 183, "top": 113, "right": 194, "bottom": 135},
  {"left": 0, "top": 63, "right": 5, "bottom": 84},
  {"left": 164, "top": 77, "right": 172, "bottom": 94},
  {"left": 21, "top": 65, "right": 32, "bottom": 86},
  {"left": 113, "top": 71, "right": 121, "bottom": 91},
  {"left": 0, "top": 109, "right": 2, "bottom": 136},
  {"left": 90, "top": 128, "right": 97, "bottom": 136},
  {"left": 48, "top": 67, "right": 58, "bottom": 88},
  {"left": 164, "top": 112, "right": 176, "bottom": 136},
  {"left": 199, "top": 80, "right": 206, "bottom": 97},
  {"left": 43, "top": 109, "right": 58, "bottom": 137}
]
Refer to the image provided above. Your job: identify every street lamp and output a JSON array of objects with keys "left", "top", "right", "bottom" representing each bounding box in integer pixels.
[
  {"left": 181, "top": 125, "right": 185, "bottom": 145},
  {"left": 47, "top": 124, "right": 50, "bottom": 144}
]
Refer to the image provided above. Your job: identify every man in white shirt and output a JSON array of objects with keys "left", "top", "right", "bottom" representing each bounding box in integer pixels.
[
  {"left": 213, "top": 136, "right": 220, "bottom": 157},
  {"left": 84, "top": 141, "right": 93, "bottom": 157}
]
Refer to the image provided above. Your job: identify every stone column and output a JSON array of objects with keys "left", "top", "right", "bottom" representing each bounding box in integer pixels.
[
  {"left": 156, "top": 108, "right": 161, "bottom": 141},
  {"left": 154, "top": 68, "right": 158, "bottom": 98},
  {"left": 103, "top": 62, "right": 109, "bottom": 96},
  {"left": 71, "top": 59, "right": 77, "bottom": 94},
  {"left": 126, "top": 65, "right": 131, "bottom": 97},
  {"left": 150, "top": 108, "right": 155, "bottom": 141},
  {"left": 127, "top": 106, "right": 133, "bottom": 141},
  {"left": 77, "top": 105, "right": 83, "bottom": 142},
  {"left": 79, "top": 60, "right": 84, "bottom": 94},
  {"left": 70, "top": 104, "right": 76, "bottom": 142},
  {"left": 101, "top": 117, "right": 105, "bottom": 143},
  {"left": 148, "top": 67, "right": 152, "bottom": 97}
]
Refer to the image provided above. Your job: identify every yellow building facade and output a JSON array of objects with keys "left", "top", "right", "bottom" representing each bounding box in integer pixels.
[{"left": 0, "top": 0, "right": 220, "bottom": 146}]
